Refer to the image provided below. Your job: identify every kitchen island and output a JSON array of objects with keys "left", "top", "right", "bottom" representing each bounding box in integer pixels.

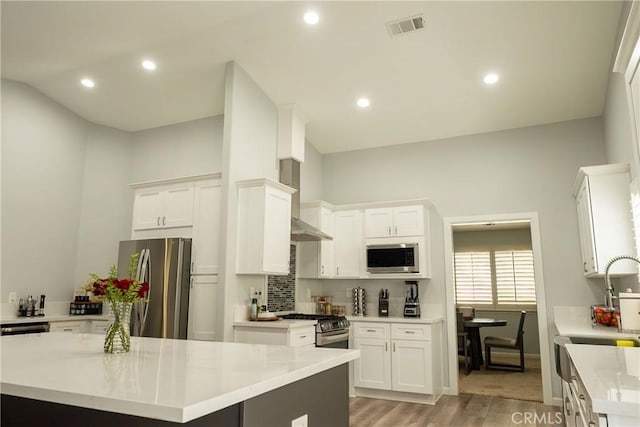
[{"left": 1, "top": 333, "right": 359, "bottom": 426}]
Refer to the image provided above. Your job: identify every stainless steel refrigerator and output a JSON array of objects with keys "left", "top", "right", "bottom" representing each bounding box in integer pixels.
[{"left": 117, "top": 238, "right": 191, "bottom": 339}]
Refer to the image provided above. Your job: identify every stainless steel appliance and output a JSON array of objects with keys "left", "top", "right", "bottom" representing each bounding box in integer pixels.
[
  {"left": 117, "top": 238, "right": 191, "bottom": 339},
  {"left": 366, "top": 243, "right": 419, "bottom": 274},
  {"left": 281, "top": 313, "right": 350, "bottom": 348},
  {"left": 403, "top": 280, "right": 421, "bottom": 318},
  {"left": 1, "top": 321, "right": 49, "bottom": 335}
]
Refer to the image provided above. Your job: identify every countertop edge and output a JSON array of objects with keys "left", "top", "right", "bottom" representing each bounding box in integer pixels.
[
  {"left": 347, "top": 315, "right": 443, "bottom": 324},
  {"left": 232, "top": 319, "right": 317, "bottom": 329}
]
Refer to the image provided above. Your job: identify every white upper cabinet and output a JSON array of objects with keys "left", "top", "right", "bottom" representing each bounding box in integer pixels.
[
  {"left": 277, "top": 104, "right": 305, "bottom": 162},
  {"left": 334, "top": 209, "right": 363, "bottom": 277},
  {"left": 365, "top": 205, "right": 424, "bottom": 238},
  {"left": 236, "top": 179, "right": 295, "bottom": 275},
  {"left": 573, "top": 163, "right": 636, "bottom": 277},
  {"left": 191, "top": 178, "right": 221, "bottom": 275},
  {"left": 298, "top": 202, "right": 335, "bottom": 278},
  {"left": 132, "top": 183, "right": 194, "bottom": 230}
]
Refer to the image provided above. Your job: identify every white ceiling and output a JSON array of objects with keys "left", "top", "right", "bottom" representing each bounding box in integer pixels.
[{"left": 1, "top": 1, "right": 625, "bottom": 154}]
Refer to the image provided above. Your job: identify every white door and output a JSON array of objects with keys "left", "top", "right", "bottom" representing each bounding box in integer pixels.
[
  {"left": 353, "top": 337, "right": 391, "bottom": 390},
  {"left": 188, "top": 275, "right": 218, "bottom": 341},
  {"left": 132, "top": 189, "right": 163, "bottom": 230},
  {"left": 192, "top": 180, "right": 221, "bottom": 275},
  {"left": 391, "top": 339, "right": 432, "bottom": 394},
  {"left": 393, "top": 205, "right": 424, "bottom": 236},
  {"left": 364, "top": 208, "right": 394, "bottom": 238},
  {"left": 162, "top": 184, "right": 194, "bottom": 228},
  {"left": 334, "top": 210, "right": 362, "bottom": 277}
]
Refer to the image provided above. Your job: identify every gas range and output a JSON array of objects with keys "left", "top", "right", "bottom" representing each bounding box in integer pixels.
[{"left": 281, "top": 313, "right": 350, "bottom": 348}]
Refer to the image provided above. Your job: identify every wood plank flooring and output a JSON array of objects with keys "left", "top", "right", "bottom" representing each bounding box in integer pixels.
[{"left": 350, "top": 394, "right": 563, "bottom": 427}]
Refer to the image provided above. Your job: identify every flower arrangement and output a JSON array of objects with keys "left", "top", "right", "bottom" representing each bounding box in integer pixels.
[
  {"left": 86, "top": 253, "right": 149, "bottom": 353},
  {"left": 87, "top": 253, "right": 149, "bottom": 303}
]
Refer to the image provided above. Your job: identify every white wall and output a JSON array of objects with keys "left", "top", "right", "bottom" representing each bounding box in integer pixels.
[
  {"left": 130, "top": 115, "right": 224, "bottom": 183},
  {"left": 1, "top": 80, "right": 89, "bottom": 301},
  {"left": 320, "top": 117, "right": 607, "bottom": 397},
  {"left": 218, "top": 61, "right": 280, "bottom": 341}
]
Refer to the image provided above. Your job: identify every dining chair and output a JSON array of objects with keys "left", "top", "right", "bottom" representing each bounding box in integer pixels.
[
  {"left": 484, "top": 311, "right": 527, "bottom": 372},
  {"left": 457, "top": 311, "right": 471, "bottom": 375}
]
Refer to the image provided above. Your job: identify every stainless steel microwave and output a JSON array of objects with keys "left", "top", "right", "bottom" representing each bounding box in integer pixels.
[{"left": 366, "top": 243, "right": 419, "bottom": 274}]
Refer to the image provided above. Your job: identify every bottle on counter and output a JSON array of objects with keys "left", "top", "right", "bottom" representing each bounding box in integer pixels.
[{"left": 250, "top": 297, "right": 258, "bottom": 320}]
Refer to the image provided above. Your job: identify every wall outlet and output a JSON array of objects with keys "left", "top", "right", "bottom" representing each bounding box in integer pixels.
[
  {"left": 8, "top": 292, "right": 17, "bottom": 304},
  {"left": 291, "top": 414, "right": 308, "bottom": 427}
]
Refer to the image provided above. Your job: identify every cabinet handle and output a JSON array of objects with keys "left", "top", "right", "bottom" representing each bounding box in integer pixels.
[
  {"left": 299, "top": 335, "right": 307, "bottom": 339},
  {"left": 190, "top": 277, "right": 193, "bottom": 288},
  {"left": 385, "top": 342, "right": 388, "bottom": 351},
  {"left": 583, "top": 262, "right": 587, "bottom": 273},
  {"left": 162, "top": 216, "right": 166, "bottom": 226},
  {"left": 395, "top": 226, "right": 398, "bottom": 235},
  {"left": 63, "top": 328, "right": 73, "bottom": 332},
  {"left": 321, "top": 265, "right": 324, "bottom": 275},
  {"left": 366, "top": 329, "right": 377, "bottom": 333},
  {"left": 564, "top": 398, "right": 571, "bottom": 416},
  {"left": 191, "top": 261, "right": 194, "bottom": 274},
  {"left": 579, "top": 394, "right": 585, "bottom": 400},
  {"left": 405, "top": 330, "right": 415, "bottom": 334},
  {"left": 336, "top": 266, "right": 339, "bottom": 276},
  {"left": 393, "top": 342, "right": 396, "bottom": 352},
  {"left": 388, "top": 226, "right": 392, "bottom": 235},
  {"left": 157, "top": 217, "right": 160, "bottom": 226}
]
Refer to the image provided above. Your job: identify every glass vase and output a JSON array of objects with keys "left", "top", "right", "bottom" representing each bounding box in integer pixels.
[{"left": 104, "top": 301, "right": 132, "bottom": 354}]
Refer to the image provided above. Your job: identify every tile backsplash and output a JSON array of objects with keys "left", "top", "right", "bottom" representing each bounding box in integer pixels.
[{"left": 267, "top": 244, "right": 296, "bottom": 312}]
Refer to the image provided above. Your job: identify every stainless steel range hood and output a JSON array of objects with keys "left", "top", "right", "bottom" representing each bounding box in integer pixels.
[{"left": 279, "top": 159, "right": 333, "bottom": 241}]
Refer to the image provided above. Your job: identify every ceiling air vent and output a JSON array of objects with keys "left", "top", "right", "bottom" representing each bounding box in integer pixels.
[{"left": 386, "top": 14, "right": 425, "bottom": 37}]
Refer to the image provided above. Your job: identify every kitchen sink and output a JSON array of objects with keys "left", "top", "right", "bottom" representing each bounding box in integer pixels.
[{"left": 569, "top": 336, "right": 640, "bottom": 346}]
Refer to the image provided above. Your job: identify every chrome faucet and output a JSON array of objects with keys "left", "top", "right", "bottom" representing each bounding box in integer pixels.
[{"left": 603, "top": 255, "right": 640, "bottom": 310}]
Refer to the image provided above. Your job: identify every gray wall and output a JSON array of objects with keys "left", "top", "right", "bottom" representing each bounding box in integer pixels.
[
  {"left": 320, "top": 117, "right": 608, "bottom": 395},
  {"left": 1, "top": 78, "right": 225, "bottom": 302}
]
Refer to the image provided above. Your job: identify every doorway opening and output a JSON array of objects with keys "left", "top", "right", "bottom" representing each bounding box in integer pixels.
[{"left": 444, "top": 212, "right": 552, "bottom": 405}]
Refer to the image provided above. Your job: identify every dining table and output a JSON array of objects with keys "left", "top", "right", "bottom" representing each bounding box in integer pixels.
[{"left": 463, "top": 317, "right": 508, "bottom": 370}]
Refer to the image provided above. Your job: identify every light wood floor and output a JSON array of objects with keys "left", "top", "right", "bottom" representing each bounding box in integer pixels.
[{"left": 350, "top": 394, "right": 563, "bottom": 427}]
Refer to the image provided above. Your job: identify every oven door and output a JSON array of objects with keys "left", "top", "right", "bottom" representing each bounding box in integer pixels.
[{"left": 316, "top": 330, "right": 349, "bottom": 348}]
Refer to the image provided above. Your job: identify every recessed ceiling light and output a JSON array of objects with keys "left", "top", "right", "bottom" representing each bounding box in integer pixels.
[
  {"left": 304, "top": 11, "right": 320, "bottom": 25},
  {"left": 483, "top": 73, "right": 499, "bottom": 85},
  {"left": 142, "top": 60, "right": 157, "bottom": 71},
  {"left": 80, "top": 78, "right": 95, "bottom": 88},
  {"left": 356, "top": 97, "right": 370, "bottom": 108}
]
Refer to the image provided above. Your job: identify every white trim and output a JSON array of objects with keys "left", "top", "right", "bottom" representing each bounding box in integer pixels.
[{"left": 444, "top": 212, "right": 553, "bottom": 405}]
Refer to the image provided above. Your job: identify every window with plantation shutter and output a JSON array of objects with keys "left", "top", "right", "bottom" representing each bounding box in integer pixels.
[
  {"left": 454, "top": 252, "right": 493, "bottom": 305},
  {"left": 454, "top": 249, "right": 536, "bottom": 308},
  {"left": 495, "top": 250, "right": 536, "bottom": 305}
]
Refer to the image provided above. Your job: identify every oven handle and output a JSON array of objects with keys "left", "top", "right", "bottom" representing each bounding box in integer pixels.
[{"left": 316, "top": 330, "right": 349, "bottom": 346}]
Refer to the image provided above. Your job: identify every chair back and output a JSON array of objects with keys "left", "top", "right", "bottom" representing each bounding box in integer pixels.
[
  {"left": 515, "top": 311, "right": 527, "bottom": 347},
  {"left": 456, "top": 311, "right": 465, "bottom": 334}
]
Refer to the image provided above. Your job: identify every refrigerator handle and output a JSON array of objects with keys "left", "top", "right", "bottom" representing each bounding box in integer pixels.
[
  {"left": 135, "top": 249, "right": 146, "bottom": 282},
  {"left": 139, "top": 249, "right": 151, "bottom": 335}
]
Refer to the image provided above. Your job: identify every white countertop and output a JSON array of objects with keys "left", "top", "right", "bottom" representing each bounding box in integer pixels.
[
  {"left": 233, "top": 319, "right": 317, "bottom": 329},
  {"left": 0, "top": 333, "right": 359, "bottom": 423},
  {"left": 566, "top": 344, "right": 640, "bottom": 418},
  {"left": 347, "top": 315, "right": 443, "bottom": 324},
  {"left": 554, "top": 306, "right": 640, "bottom": 340},
  {"left": 1, "top": 313, "right": 109, "bottom": 324}
]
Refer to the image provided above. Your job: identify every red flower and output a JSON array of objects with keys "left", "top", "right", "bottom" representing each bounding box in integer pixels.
[
  {"left": 116, "top": 279, "right": 132, "bottom": 290},
  {"left": 138, "top": 282, "right": 150, "bottom": 298},
  {"left": 92, "top": 281, "right": 106, "bottom": 296}
]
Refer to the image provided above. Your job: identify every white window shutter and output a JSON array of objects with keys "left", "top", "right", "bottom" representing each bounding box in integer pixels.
[
  {"left": 454, "top": 252, "right": 492, "bottom": 305},
  {"left": 495, "top": 250, "right": 536, "bottom": 305}
]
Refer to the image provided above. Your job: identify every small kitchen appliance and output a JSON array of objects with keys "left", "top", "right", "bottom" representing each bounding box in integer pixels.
[
  {"left": 378, "top": 289, "right": 389, "bottom": 317},
  {"left": 403, "top": 281, "right": 420, "bottom": 318},
  {"left": 619, "top": 290, "right": 640, "bottom": 332},
  {"left": 366, "top": 243, "right": 419, "bottom": 274},
  {"left": 353, "top": 287, "right": 366, "bottom": 316}
]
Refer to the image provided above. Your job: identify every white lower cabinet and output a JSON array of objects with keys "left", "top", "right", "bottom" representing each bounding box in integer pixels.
[
  {"left": 352, "top": 321, "right": 441, "bottom": 400},
  {"left": 49, "top": 321, "right": 86, "bottom": 333},
  {"left": 90, "top": 320, "right": 110, "bottom": 334},
  {"left": 234, "top": 325, "right": 316, "bottom": 347},
  {"left": 188, "top": 275, "right": 218, "bottom": 341}
]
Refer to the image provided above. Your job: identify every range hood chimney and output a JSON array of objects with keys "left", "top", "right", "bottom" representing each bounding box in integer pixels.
[{"left": 279, "top": 159, "right": 333, "bottom": 241}]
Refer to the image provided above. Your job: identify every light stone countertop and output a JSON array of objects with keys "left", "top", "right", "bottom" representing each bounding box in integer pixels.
[
  {"left": 1, "top": 313, "right": 110, "bottom": 324},
  {"left": 0, "top": 333, "right": 359, "bottom": 423},
  {"left": 554, "top": 306, "right": 640, "bottom": 340},
  {"left": 233, "top": 319, "right": 317, "bottom": 329},
  {"left": 566, "top": 344, "right": 640, "bottom": 418},
  {"left": 347, "top": 315, "right": 443, "bottom": 324}
]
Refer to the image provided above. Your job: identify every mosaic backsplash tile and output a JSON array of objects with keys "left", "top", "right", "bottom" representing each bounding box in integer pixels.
[{"left": 267, "top": 244, "right": 296, "bottom": 312}]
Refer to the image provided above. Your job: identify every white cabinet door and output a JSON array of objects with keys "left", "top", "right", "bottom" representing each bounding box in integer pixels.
[
  {"left": 353, "top": 337, "right": 391, "bottom": 390},
  {"left": 132, "top": 188, "right": 164, "bottom": 230},
  {"left": 319, "top": 207, "right": 335, "bottom": 277},
  {"left": 90, "top": 320, "right": 110, "bottom": 334},
  {"left": 393, "top": 205, "right": 424, "bottom": 237},
  {"left": 162, "top": 184, "right": 194, "bottom": 228},
  {"left": 364, "top": 205, "right": 424, "bottom": 238},
  {"left": 132, "top": 183, "right": 194, "bottom": 231},
  {"left": 188, "top": 275, "right": 218, "bottom": 341},
  {"left": 334, "top": 210, "right": 363, "bottom": 277},
  {"left": 298, "top": 205, "right": 335, "bottom": 278},
  {"left": 236, "top": 179, "right": 294, "bottom": 275},
  {"left": 576, "top": 179, "right": 596, "bottom": 275},
  {"left": 192, "top": 179, "right": 221, "bottom": 275},
  {"left": 391, "top": 339, "right": 432, "bottom": 394},
  {"left": 49, "top": 321, "right": 85, "bottom": 333},
  {"left": 365, "top": 208, "right": 394, "bottom": 238}
]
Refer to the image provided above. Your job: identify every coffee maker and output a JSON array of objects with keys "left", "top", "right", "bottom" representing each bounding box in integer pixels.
[{"left": 403, "top": 281, "right": 421, "bottom": 318}]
